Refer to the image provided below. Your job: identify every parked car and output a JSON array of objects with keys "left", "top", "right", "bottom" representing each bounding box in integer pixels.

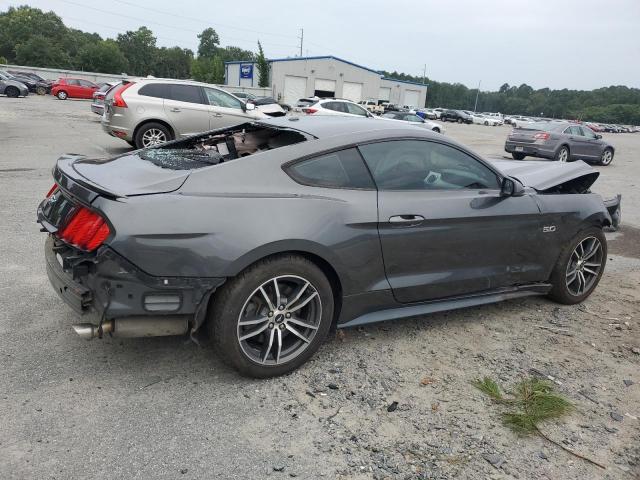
[
  {"left": 505, "top": 122, "right": 615, "bottom": 165},
  {"left": 0, "top": 71, "right": 28, "bottom": 97},
  {"left": 91, "top": 82, "right": 117, "bottom": 115},
  {"left": 293, "top": 97, "right": 318, "bottom": 112},
  {"left": 471, "top": 113, "right": 500, "bottom": 126},
  {"left": 51, "top": 78, "right": 100, "bottom": 100},
  {"left": 440, "top": 109, "right": 473, "bottom": 124},
  {"left": 6, "top": 70, "right": 52, "bottom": 94},
  {"left": 417, "top": 108, "right": 438, "bottom": 120},
  {"left": 380, "top": 111, "right": 445, "bottom": 133},
  {"left": 358, "top": 99, "right": 384, "bottom": 115},
  {"left": 102, "top": 79, "right": 271, "bottom": 149},
  {"left": 38, "top": 116, "right": 620, "bottom": 377},
  {"left": 299, "top": 98, "right": 374, "bottom": 118}
]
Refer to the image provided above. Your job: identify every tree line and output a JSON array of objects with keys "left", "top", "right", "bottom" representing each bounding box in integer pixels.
[{"left": 2, "top": 6, "right": 639, "bottom": 124}]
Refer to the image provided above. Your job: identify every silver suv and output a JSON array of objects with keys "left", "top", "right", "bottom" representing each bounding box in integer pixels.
[{"left": 102, "top": 79, "right": 272, "bottom": 148}]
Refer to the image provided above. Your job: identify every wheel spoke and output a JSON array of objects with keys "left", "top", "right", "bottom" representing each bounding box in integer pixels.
[
  {"left": 275, "top": 329, "right": 282, "bottom": 364},
  {"left": 288, "top": 317, "right": 319, "bottom": 330},
  {"left": 238, "top": 316, "right": 269, "bottom": 326},
  {"left": 261, "top": 328, "right": 275, "bottom": 364},
  {"left": 287, "top": 281, "right": 309, "bottom": 307},
  {"left": 566, "top": 272, "right": 578, "bottom": 286},
  {"left": 285, "top": 324, "right": 311, "bottom": 343},
  {"left": 583, "top": 267, "right": 598, "bottom": 276},
  {"left": 239, "top": 321, "right": 269, "bottom": 341},
  {"left": 287, "top": 291, "right": 318, "bottom": 313},
  {"left": 584, "top": 261, "right": 601, "bottom": 268},
  {"left": 273, "top": 278, "right": 281, "bottom": 308},
  {"left": 578, "top": 271, "right": 586, "bottom": 293},
  {"left": 566, "top": 267, "right": 578, "bottom": 277},
  {"left": 259, "top": 286, "right": 276, "bottom": 311},
  {"left": 583, "top": 243, "right": 600, "bottom": 261}
]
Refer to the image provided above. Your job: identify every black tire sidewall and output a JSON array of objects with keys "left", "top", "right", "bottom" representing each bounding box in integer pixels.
[
  {"left": 134, "top": 122, "right": 171, "bottom": 149},
  {"left": 209, "top": 255, "right": 334, "bottom": 378},
  {"left": 56, "top": 91, "right": 67, "bottom": 100},
  {"left": 600, "top": 148, "right": 613, "bottom": 166},
  {"left": 6, "top": 86, "right": 19, "bottom": 98},
  {"left": 548, "top": 227, "right": 607, "bottom": 305},
  {"left": 556, "top": 146, "right": 569, "bottom": 161}
]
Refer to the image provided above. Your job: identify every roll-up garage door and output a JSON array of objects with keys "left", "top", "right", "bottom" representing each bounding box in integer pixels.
[
  {"left": 403, "top": 90, "right": 420, "bottom": 108},
  {"left": 379, "top": 87, "right": 391, "bottom": 102},
  {"left": 342, "top": 82, "right": 363, "bottom": 102},
  {"left": 283, "top": 75, "right": 307, "bottom": 105},
  {"left": 314, "top": 78, "right": 336, "bottom": 98}
]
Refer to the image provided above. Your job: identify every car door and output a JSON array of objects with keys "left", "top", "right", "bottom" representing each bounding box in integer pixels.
[
  {"left": 344, "top": 102, "right": 372, "bottom": 118},
  {"left": 358, "top": 139, "right": 545, "bottom": 303},
  {"left": 64, "top": 79, "right": 81, "bottom": 97},
  {"left": 578, "top": 126, "right": 605, "bottom": 159},
  {"left": 78, "top": 79, "right": 97, "bottom": 98},
  {"left": 564, "top": 125, "right": 591, "bottom": 158},
  {"left": 202, "top": 87, "right": 254, "bottom": 129},
  {"left": 163, "top": 84, "right": 211, "bottom": 137}
]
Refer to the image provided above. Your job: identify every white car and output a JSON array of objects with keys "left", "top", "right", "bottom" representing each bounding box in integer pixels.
[
  {"left": 471, "top": 113, "right": 500, "bottom": 126},
  {"left": 298, "top": 98, "right": 374, "bottom": 117},
  {"left": 379, "top": 111, "right": 445, "bottom": 133}
]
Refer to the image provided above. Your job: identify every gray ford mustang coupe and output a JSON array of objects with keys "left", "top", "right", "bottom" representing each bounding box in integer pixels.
[{"left": 38, "top": 116, "right": 621, "bottom": 377}]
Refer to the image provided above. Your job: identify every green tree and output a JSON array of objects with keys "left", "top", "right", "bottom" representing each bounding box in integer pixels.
[
  {"left": 0, "top": 55, "right": 7, "bottom": 64},
  {"left": 197, "top": 28, "right": 220, "bottom": 58},
  {"left": 256, "top": 41, "right": 269, "bottom": 87},
  {"left": 14, "top": 34, "right": 71, "bottom": 68},
  {"left": 153, "top": 47, "right": 193, "bottom": 78},
  {"left": 76, "top": 40, "right": 128, "bottom": 73},
  {"left": 191, "top": 56, "right": 224, "bottom": 84},
  {"left": 116, "top": 27, "right": 156, "bottom": 75}
]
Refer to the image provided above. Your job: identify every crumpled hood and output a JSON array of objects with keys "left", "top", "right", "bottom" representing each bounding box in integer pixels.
[{"left": 488, "top": 159, "right": 599, "bottom": 191}]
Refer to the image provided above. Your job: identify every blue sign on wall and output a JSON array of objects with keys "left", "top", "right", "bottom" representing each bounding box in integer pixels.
[{"left": 240, "top": 64, "right": 253, "bottom": 79}]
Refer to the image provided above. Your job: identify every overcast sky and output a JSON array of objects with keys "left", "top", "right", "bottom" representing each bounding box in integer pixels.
[{"left": 7, "top": 0, "right": 640, "bottom": 90}]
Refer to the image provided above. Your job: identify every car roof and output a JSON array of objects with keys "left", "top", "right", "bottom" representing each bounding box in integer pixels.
[{"left": 257, "top": 115, "right": 434, "bottom": 140}]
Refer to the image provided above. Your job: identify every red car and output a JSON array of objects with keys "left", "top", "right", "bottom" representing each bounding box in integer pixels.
[{"left": 51, "top": 77, "right": 99, "bottom": 100}]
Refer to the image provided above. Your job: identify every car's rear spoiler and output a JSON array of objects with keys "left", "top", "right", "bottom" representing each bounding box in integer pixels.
[{"left": 53, "top": 155, "right": 121, "bottom": 204}]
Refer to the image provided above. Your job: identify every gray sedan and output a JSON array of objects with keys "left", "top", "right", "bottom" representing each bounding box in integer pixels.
[
  {"left": 505, "top": 122, "right": 615, "bottom": 165},
  {"left": 38, "top": 117, "right": 618, "bottom": 377},
  {"left": 0, "top": 71, "right": 29, "bottom": 98}
]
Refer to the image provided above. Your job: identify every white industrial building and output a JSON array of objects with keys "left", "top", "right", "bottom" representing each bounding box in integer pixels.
[{"left": 225, "top": 56, "right": 428, "bottom": 108}]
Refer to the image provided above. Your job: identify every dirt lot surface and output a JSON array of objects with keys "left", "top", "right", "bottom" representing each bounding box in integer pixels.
[{"left": 1, "top": 96, "right": 638, "bottom": 479}]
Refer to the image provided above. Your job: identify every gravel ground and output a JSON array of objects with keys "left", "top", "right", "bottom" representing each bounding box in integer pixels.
[{"left": 1, "top": 96, "right": 638, "bottom": 479}]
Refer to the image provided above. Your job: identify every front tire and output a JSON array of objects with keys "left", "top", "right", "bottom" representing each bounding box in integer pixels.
[
  {"left": 56, "top": 90, "right": 68, "bottom": 100},
  {"left": 36, "top": 86, "right": 46, "bottom": 95},
  {"left": 547, "top": 227, "right": 606, "bottom": 305},
  {"left": 555, "top": 145, "right": 569, "bottom": 162},
  {"left": 457, "top": 118, "right": 462, "bottom": 124},
  {"left": 599, "top": 148, "right": 614, "bottom": 166},
  {"left": 208, "top": 255, "right": 334, "bottom": 378},
  {"left": 5, "top": 86, "right": 19, "bottom": 98},
  {"left": 134, "top": 122, "right": 172, "bottom": 149}
]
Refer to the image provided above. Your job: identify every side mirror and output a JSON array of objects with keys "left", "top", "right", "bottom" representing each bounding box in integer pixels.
[
  {"left": 244, "top": 102, "right": 255, "bottom": 111},
  {"left": 501, "top": 176, "right": 525, "bottom": 197}
]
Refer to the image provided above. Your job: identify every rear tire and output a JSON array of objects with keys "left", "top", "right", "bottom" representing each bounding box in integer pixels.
[
  {"left": 547, "top": 227, "right": 606, "bottom": 305},
  {"left": 36, "top": 86, "right": 46, "bottom": 95},
  {"left": 134, "top": 122, "right": 172, "bottom": 149},
  {"left": 457, "top": 118, "right": 462, "bottom": 123},
  {"left": 208, "top": 255, "right": 334, "bottom": 378},
  {"left": 56, "top": 90, "right": 68, "bottom": 100},
  {"left": 555, "top": 145, "right": 569, "bottom": 162},
  {"left": 599, "top": 148, "right": 614, "bottom": 166},
  {"left": 511, "top": 152, "right": 526, "bottom": 160},
  {"left": 5, "top": 86, "right": 19, "bottom": 98}
]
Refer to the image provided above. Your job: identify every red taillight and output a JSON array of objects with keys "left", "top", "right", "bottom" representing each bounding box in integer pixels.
[
  {"left": 302, "top": 108, "right": 317, "bottom": 114},
  {"left": 46, "top": 184, "right": 58, "bottom": 198},
  {"left": 58, "top": 206, "right": 111, "bottom": 252},
  {"left": 112, "top": 82, "right": 135, "bottom": 108},
  {"left": 534, "top": 132, "right": 550, "bottom": 141}
]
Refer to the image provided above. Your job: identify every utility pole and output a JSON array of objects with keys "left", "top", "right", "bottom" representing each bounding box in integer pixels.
[
  {"left": 422, "top": 64, "right": 426, "bottom": 84},
  {"left": 298, "top": 28, "right": 304, "bottom": 57},
  {"left": 473, "top": 80, "right": 481, "bottom": 112}
]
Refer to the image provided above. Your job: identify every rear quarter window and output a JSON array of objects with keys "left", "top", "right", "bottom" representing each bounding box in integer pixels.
[{"left": 286, "top": 148, "right": 375, "bottom": 189}]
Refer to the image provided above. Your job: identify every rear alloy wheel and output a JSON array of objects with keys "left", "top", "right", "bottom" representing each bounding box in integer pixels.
[
  {"left": 600, "top": 148, "right": 614, "bottom": 166},
  {"left": 555, "top": 146, "right": 569, "bottom": 162},
  {"left": 208, "top": 255, "right": 334, "bottom": 377},
  {"left": 135, "top": 122, "right": 172, "bottom": 149},
  {"left": 5, "top": 86, "right": 19, "bottom": 98},
  {"left": 548, "top": 227, "right": 606, "bottom": 304},
  {"left": 511, "top": 152, "right": 526, "bottom": 160},
  {"left": 56, "top": 90, "right": 68, "bottom": 100},
  {"left": 36, "top": 86, "right": 47, "bottom": 95}
]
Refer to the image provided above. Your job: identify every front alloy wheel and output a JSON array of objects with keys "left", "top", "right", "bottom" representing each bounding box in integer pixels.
[
  {"left": 237, "top": 276, "right": 322, "bottom": 365},
  {"left": 565, "top": 237, "right": 603, "bottom": 296},
  {"left": 600, "top": 148, "right": 613, "bottom": 166}
]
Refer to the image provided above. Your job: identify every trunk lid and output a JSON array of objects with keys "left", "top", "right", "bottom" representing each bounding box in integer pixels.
[
  {"left": 507, "top": 127, "right": 545, "bottom": 144},
  {"left": 488, "top": 159, "right": 599, "bottom": 192}
]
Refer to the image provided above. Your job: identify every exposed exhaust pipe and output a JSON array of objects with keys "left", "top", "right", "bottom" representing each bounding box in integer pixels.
[{"left": 72, "top": 316, "right": 189, "bottom": 340}]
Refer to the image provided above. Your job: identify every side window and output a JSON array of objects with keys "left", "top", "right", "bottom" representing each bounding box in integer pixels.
[
  {"left": 568, "top": 126, "right": 582, "bottom": 135},
  {"left": 169, "top": 84, "right": 205, "bottom": 104},
  {"left": 345, "top": 102, "right": 368, "bottom": 117},
  {"left": 78, "top": 80, "right": 95, "bottom": 87},
  {"left": 406, "top": 114, "right": 423, "bottom": 123},
  {"left": 66, "top": 79, "right": 80, "bottom": 86},
  {"left": 138, "top": 83, "right": 169, "bottom": 99},
  {"left": 204, "top": 88, "right": 243, "bottom": 109},
  {"left": 580, "top": 126, "right": 596, "bottom": 138},
  {"left": 286, "top": 148, "right": 375, "bottom": 189},
  {"left": 358, "top": 140, "right": 500, "bottom": 191},
  {"left": 323, "top": 101, "right": 342, "bottom": 113}
]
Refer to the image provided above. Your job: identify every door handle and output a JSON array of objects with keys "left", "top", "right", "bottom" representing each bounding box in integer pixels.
[
  {"left": 212, "top": 113, "right": 223, "bottom": 117},
  {"left": 170, "top": 108, "right": 181, "bottom": 113},
  {"left": 389, "top": 214, "right": 425, "bottom": 224}
]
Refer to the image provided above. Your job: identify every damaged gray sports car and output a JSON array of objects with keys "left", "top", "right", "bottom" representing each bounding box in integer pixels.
[{"left": 38, "top": 116, "right": 621, "bottom": 377}]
